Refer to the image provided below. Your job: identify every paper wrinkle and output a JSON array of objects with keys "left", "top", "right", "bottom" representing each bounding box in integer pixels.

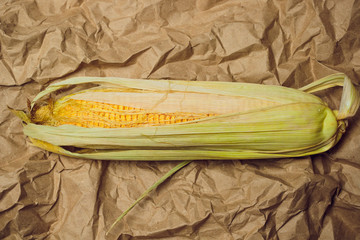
[{"left": 2, "top": 0, "right": 360, "bottom": 239}]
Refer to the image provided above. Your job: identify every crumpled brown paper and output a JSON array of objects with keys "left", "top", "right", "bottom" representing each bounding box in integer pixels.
[{"left": 1, "top": 0, "right": 360, "bottom": 239}]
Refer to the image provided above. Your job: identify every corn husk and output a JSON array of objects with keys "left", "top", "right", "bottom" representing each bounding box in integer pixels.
[
  {"left": 13, "top": 73, "right": 359, "bottom": 233},
  {"left": 13, "top": 73, "right": 359, "bottom": 161}
]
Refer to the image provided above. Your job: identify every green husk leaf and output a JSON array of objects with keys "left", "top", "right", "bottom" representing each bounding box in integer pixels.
[
  {"left": 299, "top": 73, "right": 360, "bottom": 119},
  {"left": 106, "top": 160, "right": 191, "bottom": 235},
  {"left": 31, "top": 76, "right": 324, "bottom": 108},
  {"left": 23, "top": 102, "right": 339, "bottom": 160}
]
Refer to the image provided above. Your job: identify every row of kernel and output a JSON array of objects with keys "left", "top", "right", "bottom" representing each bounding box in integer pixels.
[{"left": 73, "top": 99, "right": 141, "bottom": 112}]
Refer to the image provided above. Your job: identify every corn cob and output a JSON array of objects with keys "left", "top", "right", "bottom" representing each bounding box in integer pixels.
[
  {"left": 32, "top": 98, "right": 216, "bottom": 128},
  {"left": 13, "top": 73, "right": 359, "bottom": 160}
]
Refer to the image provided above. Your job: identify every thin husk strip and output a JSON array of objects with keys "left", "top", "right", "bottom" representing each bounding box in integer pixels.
[
  {"left": 31, "top": 76, "right": 325, "bottom": 108},
  {"left": 105, "top": 160, "right": 192, "bottom": 235},
  {"left": 299, "top": 73, "right": 360, "bottom": 119}
]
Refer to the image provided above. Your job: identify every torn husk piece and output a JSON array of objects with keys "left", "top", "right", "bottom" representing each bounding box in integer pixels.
[{"left": 12, "top": 73, "right": 359, "bottom": 233}]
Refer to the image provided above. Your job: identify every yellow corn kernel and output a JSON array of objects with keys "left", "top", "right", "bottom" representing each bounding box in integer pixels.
[
  {"left": 165, "top": 115, "right": 171, "bottom": 124},
  {"left": 137, "top": 114, "right": 143, "bottom": 123},
  {"left": 133, "top": 115, "right": 138, "bottom": 122},
  {"left": 148, "top": 114, "right": 154, "bottom": 123},
  {"left": 154, "top": 114, "right": 159, "bottom": 124},
  {"left": 110, "top": 113, "right": 115, "bottom": 120},
  {"left": 159, "top": 115, "right": 165, "bottom": 124}
]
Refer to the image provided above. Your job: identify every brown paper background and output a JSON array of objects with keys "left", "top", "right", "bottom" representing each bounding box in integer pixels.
[{"left": 1, "top": 0, "right": 360, "bottom": 239}]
